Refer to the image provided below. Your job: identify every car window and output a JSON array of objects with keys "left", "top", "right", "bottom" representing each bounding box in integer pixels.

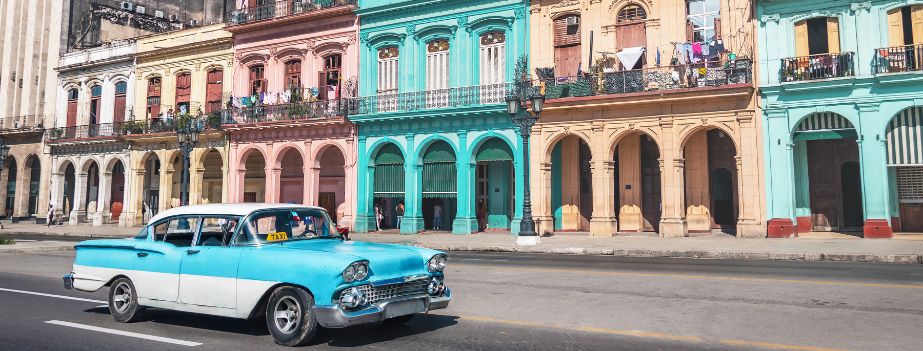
[
  {"left": 236, "top": 208, "right": 334, "bottom": 245},
  {"left": 153, "top": 216, "right": 200, "bottom": 247},
  {"left": 197, "top": 217, "right": 241, "bottom": 247},
  {"left": 133, "top": 226, "right": 149, "bottom": 240}
]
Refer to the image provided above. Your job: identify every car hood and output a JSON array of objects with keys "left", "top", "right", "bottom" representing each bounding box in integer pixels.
[{"left": 272, "top": 240, "right": 433, "bottom": 280}]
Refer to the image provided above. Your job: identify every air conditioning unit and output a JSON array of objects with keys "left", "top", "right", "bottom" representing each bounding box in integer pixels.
[
  {"left": 154, "top": 10, "right": 164, "bottom": 19},
  {"left": 135, "top": 6, "right": 146, "bottom": 15},
  {"left": 566, "top": 16, "right": 579, "bottom": 26},
  {"left": 188, "top": 19, "right": 199, "bottom": 27},
  {"left": 120, "top": 2, "right": 134, "bottom": 11},
  {"left": 168, "top": 14, "right": 178, "bottom": 22}
]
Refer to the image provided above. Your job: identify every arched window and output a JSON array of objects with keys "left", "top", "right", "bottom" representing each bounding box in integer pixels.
[
  {"left": 146, "top": 77, "right": 162, "bottom": 119},
  {"left": 175, "top": 72, "right": 191, "bottom": 115},
  {"left": 426, "top": 40, "right": 450, "bottom": 92},
  {"left": 249, "top": 64, "right": 265, "bottom": 96},
  {"left": 205, "top": 69, "right": 223, "bottom": 113},
  {"left": 480, "top": 32, "right": 506, "bottom": 85},
  {"left": 284, "top": 59, "right": 301, "bottom": 91},
  {"left": 320, "top": 54, "right": 342, "bottom": 100},
  {"left": 377, "top": 47, "right": 399, "bottom": 95},
  {"left": 617, "top": 4, "right": 647, "bottom": 23},
  {"left": 114, "top": 82, "right": 127, "bottom": 123},
  {"left": 616, "top": 5, "right": 648, "bottom": 68},
  {"left": 66, "top": 88, "right": 78, "bottom": 127},
  {"left": 90, "top": 85, "right": 102, "bottom": 125}
]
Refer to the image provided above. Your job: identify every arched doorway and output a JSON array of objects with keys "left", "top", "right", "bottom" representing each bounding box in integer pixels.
[
  {"left": 612, "top": 132, "right": 660, "bottom": 233},
  {"left": 200, "top": 150, "right": 223, "bottom": 204},
  {"left": 109, "top": 160, "right": 125, "bottom": 222},
  {"left": 2, "top": 156, "right": 16, "bottom": 218},
  {"left": 242, "top": 150, "right": 266, "bottom": 203},
  {"left": 793, "top": 112, "right": 862, "bottom": 232},
  {"left": 84, "top": 161, "right": 100, "bottom": 220},
  {"left": 550, "top": 135, "right": 593, "bottom": 232},
  {"left": 63, "top": 162, "right": 76, "bottom": 219},
  {"left": 25, "top": 155, "right": 40, "bottom": 217},
  {"left": 474, "top": 137, "right": 515, "bottom": 232},
  {"left": 682, "top": 128, "right": 738, "bottom": 235},
  {"left": 372, "top": 143, "right": 404, "bottom": 230},
  {"left": 278, "top": 148, "right": 304, "bottom": 204},
  {"left": 141, "top": 154, "right": 161, "bottom": 222},
  {"left": 885, "top": 106, "right": 923, "bottom": 232},
  {"left": 316, "top": 146, "right": 346, "bottom": 223},
  {"left": 421, "top": 140, "right": 457, "bottom": 231}
]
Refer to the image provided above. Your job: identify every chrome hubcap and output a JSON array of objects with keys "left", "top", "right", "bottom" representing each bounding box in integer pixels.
[
  {"left": 112, "top": 282, "right": 132, "bottom": 313},
  {"left": 273, "top": 296, "right": 301, "bottom": 334}
]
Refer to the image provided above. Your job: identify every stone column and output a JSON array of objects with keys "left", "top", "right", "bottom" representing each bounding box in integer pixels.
[
  {"left": 856, "top": 102, "right": 892, "bottom": 238},
  {"left": 95, "top": 170, "right": 112, "bottom": 226},
  {"left": 589, "top": 159, "right": 618, "bottom": 236},
  {"left": 189, "top": 151, "right": 203, "bottom": 205},
  {"left": 159, "top": 161, "right": 173, "bottom": 212},
  {"left": 126, "top": 169, "right": 146, "bottom": 226},
  {"left": 402, "top": 163, "right": 425, "bottom": 234},
  {"left": 659, "top": 121, "right": 686, "bottom": 238},
  {"left": 683, "top": 132, "right": 711, "bottom": 233},
  {"left": 353, "top": 137, "right": 374, "bottom": 233},
  {"left": 266, "top": 166, "right": 281, "bottom": 204},
  {"left": 764, "top": 109, "right": 797, "bottom": 237},
  {"left": 735, "top": 114, "right": 766, "bottom": 237},
  {"left": 307, "top": 166, "right": 321, "bottom": 206},
  {"left": 71, "top": 171, "right": 88, "bottom": 225},
  {"left": 453, "top": 130, "right": 477, "bottom": 234}
]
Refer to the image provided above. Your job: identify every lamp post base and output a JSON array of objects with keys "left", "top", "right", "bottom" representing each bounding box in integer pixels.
[{"left": 516, "top": 235, "right": 541, "bottom": 246}]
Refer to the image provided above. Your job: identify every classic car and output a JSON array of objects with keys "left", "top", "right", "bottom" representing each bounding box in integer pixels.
[{"left": 63, "top": 203, "right": 450, "bottom": 346}]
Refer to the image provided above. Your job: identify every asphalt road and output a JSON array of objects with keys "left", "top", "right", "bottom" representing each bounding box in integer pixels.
[{"left": 0, "top": 248, "right": 921, "bottom": 350}]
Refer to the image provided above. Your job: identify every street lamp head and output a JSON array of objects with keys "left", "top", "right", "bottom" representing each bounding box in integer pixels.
[
  {"left": 505, "top": 95, "right": 521, "bottom": 116},
  {"left": 530, "top": 93, "right": 545, "bottom": 115}
]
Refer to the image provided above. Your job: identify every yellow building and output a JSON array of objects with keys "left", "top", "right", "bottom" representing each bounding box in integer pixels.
[
  {"left": 528, "top": 0, "right": 765, "bottom": 237},
  {"left": 125, "top": 25, "right": 233, "bottom": 226}
]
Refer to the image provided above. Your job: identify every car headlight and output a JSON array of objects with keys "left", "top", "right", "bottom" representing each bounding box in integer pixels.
[
  {"left": 342, "top": 261, "right": 369, "bottom": 283},
  {"left": 427, "top": 254, "right": 447, "bottom": 272}
]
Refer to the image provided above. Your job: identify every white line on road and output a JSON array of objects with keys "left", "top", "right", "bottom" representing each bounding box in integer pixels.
[
  {"left": 0, "top": 287, "right": 106, "bottom": 304},
  {"left": 45, "top": 320, "right": 202, "bottom": 347}
]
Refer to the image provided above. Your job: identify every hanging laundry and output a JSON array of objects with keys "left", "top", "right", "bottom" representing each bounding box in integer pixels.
[
  {"left": 683, "top": 43, "right": 694, "bottom": 63},
  {"left": 327, "top": 85, "right": 338, "bottom": 100},
  {"left": 616, "top": 47, "right": 645, "bottom": 70},
  {"left": 674, "top": 43, "right": 687, "bottom": 65},
  {"left": 692, "top": 42, "right": 702, "bottom": 56},
  {"left": 715, "top": 39, "right": 725, "bottom": 55},
  {"left": 656, "top": 47, "right": 661, "bottom": 66},
  {"left": 701, "top": 42, "right": 710, "bottom": 57}
]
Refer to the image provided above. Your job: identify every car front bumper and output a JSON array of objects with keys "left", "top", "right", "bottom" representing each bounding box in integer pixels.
[{"left": 314, "top": 288, "right": 451, "bottom": 328}]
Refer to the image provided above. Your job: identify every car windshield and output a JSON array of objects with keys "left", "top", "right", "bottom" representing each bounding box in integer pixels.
[{"left": 237, "top": 208, "right": 337, "bottom": 245}]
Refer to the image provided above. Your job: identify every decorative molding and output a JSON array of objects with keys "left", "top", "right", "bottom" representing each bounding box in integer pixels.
[
  {"left": 760, "top": 14, "right": 780, "bottom": 23},
  {"left": 850, "top": 1, "right": 872, "bottom": 12}
]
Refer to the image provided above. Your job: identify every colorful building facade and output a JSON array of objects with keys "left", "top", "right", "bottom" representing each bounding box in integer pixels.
[
  {"left": 759, "top": 0, "right": 923, "bottom": 238},
  {"left": 527, "top": 0, "right": 765, "bottom": 237},
  {"left": 223, "top": 0, "right": 360, "bottom": 227},
  {"left": 352, "top": 0, "right": 530, "bottom": 234}
]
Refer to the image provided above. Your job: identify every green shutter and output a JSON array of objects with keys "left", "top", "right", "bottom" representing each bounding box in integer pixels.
[
  {"left": 374, "top": 143, "right": 404, "bottom": 165},
  {"left": 423, "top": 162, "right": 456, "bottom": 198},
  {"left": 373, "top": 143, "right": 405, "bottom": 197},
  {"left": 476, "top": 138, "right": 514, "bottom": 162},
  {"left": 422, "top": 141, "right": 456, "bottom": 163}
]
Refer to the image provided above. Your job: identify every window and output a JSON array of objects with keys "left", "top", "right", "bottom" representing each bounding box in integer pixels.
[
  {"left": 320, "top": 54, "right": 342, "bottom": 100},
  {"left": 175, "top": 72, "right": 191, "bottom": 115},
  {"left": 66, "top": 88, "right": 78, "bottom": 127},
  {"left": 888, "top": 6, "right": 923, "bottom": 47},
  {"left": 794, "top": 17, "right": 839, "bottom": 56},
  {"left": 205, "top": 69, "right": 223, "bottom": 113},
  {"left": 618, "top": 5, "right": 647, "bottom": 23},
  {"left": 686, "top": 0, "right": 720, "bottom": 42},
  {"left": 480, "top": 32, "right": 506, "bottom": 85},
  {"left": 236, "top": 208, "right": 336, "bottom": 245},
  {"left": 197, "top": 216, "right": 242, "bottom": 247},
  {"left": 90, "top": 85, "right": 102, "bottom": 125},
  {"left": 153, "top": 216, "right": 201, "bottom": 247},
  {"left": 249, "top": 64, "right": 266, "bottom": 95},
  {"left": 147, "top": 77, "right": 162, "bottom": 118},
  {"left": 133, "top": 226, "right": 150, "bottom": 240},
  {"left": 377, "top": 46, "right": 400, "bottom": 111},
  {"left": 426, "top": 39, "right": 450, "bottom": 91},
  {"left": 284, "top": 59, "right": 302, "bottom": 91},
  {"left": 114, "top": 82, "right": 127, "bottom": 123},
  {"left": 554, "top": 15, "right": 582, "bottom": 77}
]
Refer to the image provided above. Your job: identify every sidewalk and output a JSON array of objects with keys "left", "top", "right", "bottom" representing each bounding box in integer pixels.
[{"left": 2, "top": 223, "right": 922, "bottom": 264}]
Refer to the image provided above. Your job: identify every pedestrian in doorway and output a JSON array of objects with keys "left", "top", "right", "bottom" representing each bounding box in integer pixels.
[
  {"left": 46, "top": 203, "right": 55, "bottom": 226},
  {"left": 374, "top": 204, "right": 382, "bottom": 231},
  {"left": 477, "top": 200, "right": 488, "bottom": 232},
  {"left": 395, "top": 201, "right": 404, "bottom": 229},
  {"left": 433, "top": 202, "right": 443, "bottom": 231}
]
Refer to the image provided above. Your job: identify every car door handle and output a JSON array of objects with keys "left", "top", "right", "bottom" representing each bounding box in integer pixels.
[
  {"left": 136, "top": 252, "right": 148, "bottom": 258},
  {"left": 186, "top": 249, "right": 200, "bottom": 255}
]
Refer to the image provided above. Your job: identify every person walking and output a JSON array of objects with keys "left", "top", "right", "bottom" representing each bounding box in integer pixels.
[
  {"left": 395, "top": 201, "right": 404, "bottom": 229},
  {"left": 433, "top": 202, "right": 443, "bottom": 231},
  {"left": 46, "top": 203, "right": 55, "bottom": 226},
  {"left": 476, "top": 200, "right": 488, "bottom": 232}
]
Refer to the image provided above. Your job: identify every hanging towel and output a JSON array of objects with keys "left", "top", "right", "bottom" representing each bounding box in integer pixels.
[
  {"left": 692, "top": 42, "right": 702, "bottom": 56},
  {"left": 683, "top": 43, "right": 694, "bottom": 63},
  {"left": 616, "top": 47, "right": 645, "bottom": 70},
  {"left": 701, "top": 42, "right": 710, "bottom": 57},
  {"left": 674, "top": 43, "right": 687, "bottom": 65}
]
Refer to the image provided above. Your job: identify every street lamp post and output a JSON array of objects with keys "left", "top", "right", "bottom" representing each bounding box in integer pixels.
[
  {"left": 506, "top": 91, "right": 544, "bottom": 246},
  {"left": 176, "top": 119, "right": 201, "bottom": 207},
  {"left": 0, "top": 137, "right": 10, "bottom": 229}
]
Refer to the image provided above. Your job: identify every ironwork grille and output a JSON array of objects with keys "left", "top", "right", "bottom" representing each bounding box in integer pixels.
[{"left": 897, "top": 167, "right": 923, "bottom": 202}]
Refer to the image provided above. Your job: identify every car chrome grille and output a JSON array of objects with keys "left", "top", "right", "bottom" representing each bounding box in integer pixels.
[{"left": 357, "top": 280, "right": 429, "bottom": 305}]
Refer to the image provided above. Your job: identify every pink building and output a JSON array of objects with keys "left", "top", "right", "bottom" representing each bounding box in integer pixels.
[{"left": 223, "top": 1, "right": 359, "bottom": 227}]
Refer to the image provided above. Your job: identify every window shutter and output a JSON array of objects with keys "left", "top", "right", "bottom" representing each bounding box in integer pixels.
[
  {"left": 826, "top": 18, "right": 840, "bottom": 53},
  {"left": 554, "top": 16, "right": 581, "bottom": 47},
  {"left": 913, "top": 6, "right": 923, "bottom": 45},
  {"left": 686, "top": 20, "right": 694, "bottom": 42},
  {"left": 114, "top": 95, "right": 126, "bottom": 123},
  {"left": 714, "top": 18, "right": 722, "bottom": 39},
  {"left": 794, "top": 20, "right": 809, "bottom": 57},
  {"left": 888, "top": 9, "right": 905, "bottom": 47},
  {"left": 67, "top": 101, "right": 78, "bottom": 127},
  {"left": 318, "top": 72, "right": 327, "bottom": 100}
]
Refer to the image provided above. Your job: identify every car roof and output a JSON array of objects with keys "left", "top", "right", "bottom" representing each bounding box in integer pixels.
[{"left": 148, "top": 203, "right": 326, "bottom": 224}]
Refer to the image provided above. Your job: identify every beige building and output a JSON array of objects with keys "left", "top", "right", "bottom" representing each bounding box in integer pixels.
[
  {"left": 0, "top": 0, "right": 63, "bottom": 222},
  {"left": 528, "top": 0, "right": 765, "bottom": 237},
  {"left": 124, "top": 25, "right": 233, "bottom": 226}
]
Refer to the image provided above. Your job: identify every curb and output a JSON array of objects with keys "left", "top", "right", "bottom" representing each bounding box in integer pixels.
[
  {"left": 0, "top": 231, "right": 132, "bottom": 239},
  {"left": 0, "top": 244, "right": 76, "bottom": 254}
]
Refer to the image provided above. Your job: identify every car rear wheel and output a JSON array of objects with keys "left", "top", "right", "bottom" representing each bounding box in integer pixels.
[
  {"left": 265, "top": 286, "right": 317, "bottom": 347},
  {"left": 382, "top": 314, "right": 416, "bottom": 326},
  {"left": 108, "top": 278, "right": 142, "bottom": 323}
]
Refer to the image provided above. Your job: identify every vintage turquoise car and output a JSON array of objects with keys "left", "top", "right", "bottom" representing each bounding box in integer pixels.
[{"left": 63, "top": 204, "right": 450, "bottom": 346}]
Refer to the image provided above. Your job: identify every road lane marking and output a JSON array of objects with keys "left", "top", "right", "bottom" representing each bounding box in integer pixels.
[
  {"left": 457, "top": 314, "right": 846, "bottom": 351},
  {"left": 0, "top": 288, "right": 106, "bottom": 304},
  {"left": 45, "top": 320, "right": 202, "bottom": 347},
  {"left": 457, "top": 265, "right": 923, "bottom": 290}
]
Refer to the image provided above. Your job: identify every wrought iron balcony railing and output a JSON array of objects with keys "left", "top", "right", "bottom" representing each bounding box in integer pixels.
[
  {"left": 47, "top": 116, "right": 223, "bottom": 141},
  {"left": 781, "top": 52, "right": 855, "bottom": 82},
  {"left": 350, "top": 82, "right": 514, "bottom": 115},
  {"left": 536, "top": 60, "right": 752, "bottom": 100},
  {"left": 221, "top": 99, "right": 350, "bottom": 125},
  {"left": 874, "top": 44, "right": 923, "bottom": 74},
  {"left": 225, "top": 0, "right": 357, "bottom": 26},
  {"left": 46, "top": 123, "right": 124, "bottom": 141},
  {"left": 0, "top": 115, "right": 45, "bottom": 131}
]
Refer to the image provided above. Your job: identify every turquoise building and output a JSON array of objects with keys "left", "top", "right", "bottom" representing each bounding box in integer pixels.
[
  {"left": 758, "top": 0, "right": 923, "bottom": 237},
  {"left": 352, "top": 0, "right": 529, "bottom": 234}
]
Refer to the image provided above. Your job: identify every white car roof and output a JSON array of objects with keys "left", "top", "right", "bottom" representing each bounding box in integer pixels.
[{"left": 148, "top": 203, "right": 326, "bottom": 224}]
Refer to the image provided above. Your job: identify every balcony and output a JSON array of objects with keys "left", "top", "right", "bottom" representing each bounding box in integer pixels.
[
  {"left": 874, "top": 44, "right": 923, "bottom": 74},
  {"left": 350, "top": 83, "right": 514, "bottom": 115},
  {"left": 47, "top": 116, "right": 223, "bottom": 142},
  {"left": 59, "top": 40, "right": 136, "bottom": 68},
  {"left": 221, "top": 99, "right": 349, "bottom": 125},
  {"left": 0, "top": 115, "right": 44, "bottom": 132},
  {"left": 225, "top": 0, "right": 357, "bottom": 27},
  {"left": 780, "top": 52, "right": 855, "bottom": 82},
  {"left": 536, "top": 60, "right": 752, "bottom": 100},
  {"left": 46, "top": 123, "right": 125, "bottom": 141}
]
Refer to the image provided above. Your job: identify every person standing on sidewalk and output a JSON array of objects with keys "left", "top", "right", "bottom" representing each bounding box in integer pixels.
[
  {"left": 433, "top": 202, "right": 443, "bottom": 231},
  {"left": 395, "top": 201, "right": 404, "bottom": 229},
  {"left": 46, "top": 203, "right": 55, "bottom": 226}
]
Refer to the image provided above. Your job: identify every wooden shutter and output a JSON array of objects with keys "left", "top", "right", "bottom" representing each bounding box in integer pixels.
[
  {"left": 913, "top": 6, "right": 923, "bottom": 45},
  {"left": 554, "top": 45, "right": 581, "bottom": 77},
  {"left": 66, "top": 100, "right": 78, "bottom": 127},
  {"left": 318, "top": 72, "right": 327, "bottom": 100},
  {"left": 554, "top": 16, "right": 581, "bottom": 47},
  {"left": 114, "top": 94, "right": 126, "bottom": 123},
  {"left": 826, "top": 18, "right": 840, "bottom": 53},
  {"left": 686, "top": 21, "right": 694, "bottom": 42},
  {"left": 888, "top": 9, "right": 904, "bottom": 47},
  {"left": 616, "top": 22, "right": 646, "bottom": 51},
  {"left": 794, "top": 20, "right": 809, "bottom": 57},
  {"left": 175, "top": 73, "right": 191, "bottom": 103},
  {"left": 714, "top": 18, "right": 722, "bottom": 39},
  {"left": 205, "top": 70, "right": 223, "bottom": 112}
]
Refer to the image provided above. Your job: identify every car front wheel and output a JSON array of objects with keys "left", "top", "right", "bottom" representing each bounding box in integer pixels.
[
  {"left": 108, "top": 277, "right": 142, "bottom": 323},
  {"left": 265, "top": 286, "right": 317, "bottom": 347}
]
